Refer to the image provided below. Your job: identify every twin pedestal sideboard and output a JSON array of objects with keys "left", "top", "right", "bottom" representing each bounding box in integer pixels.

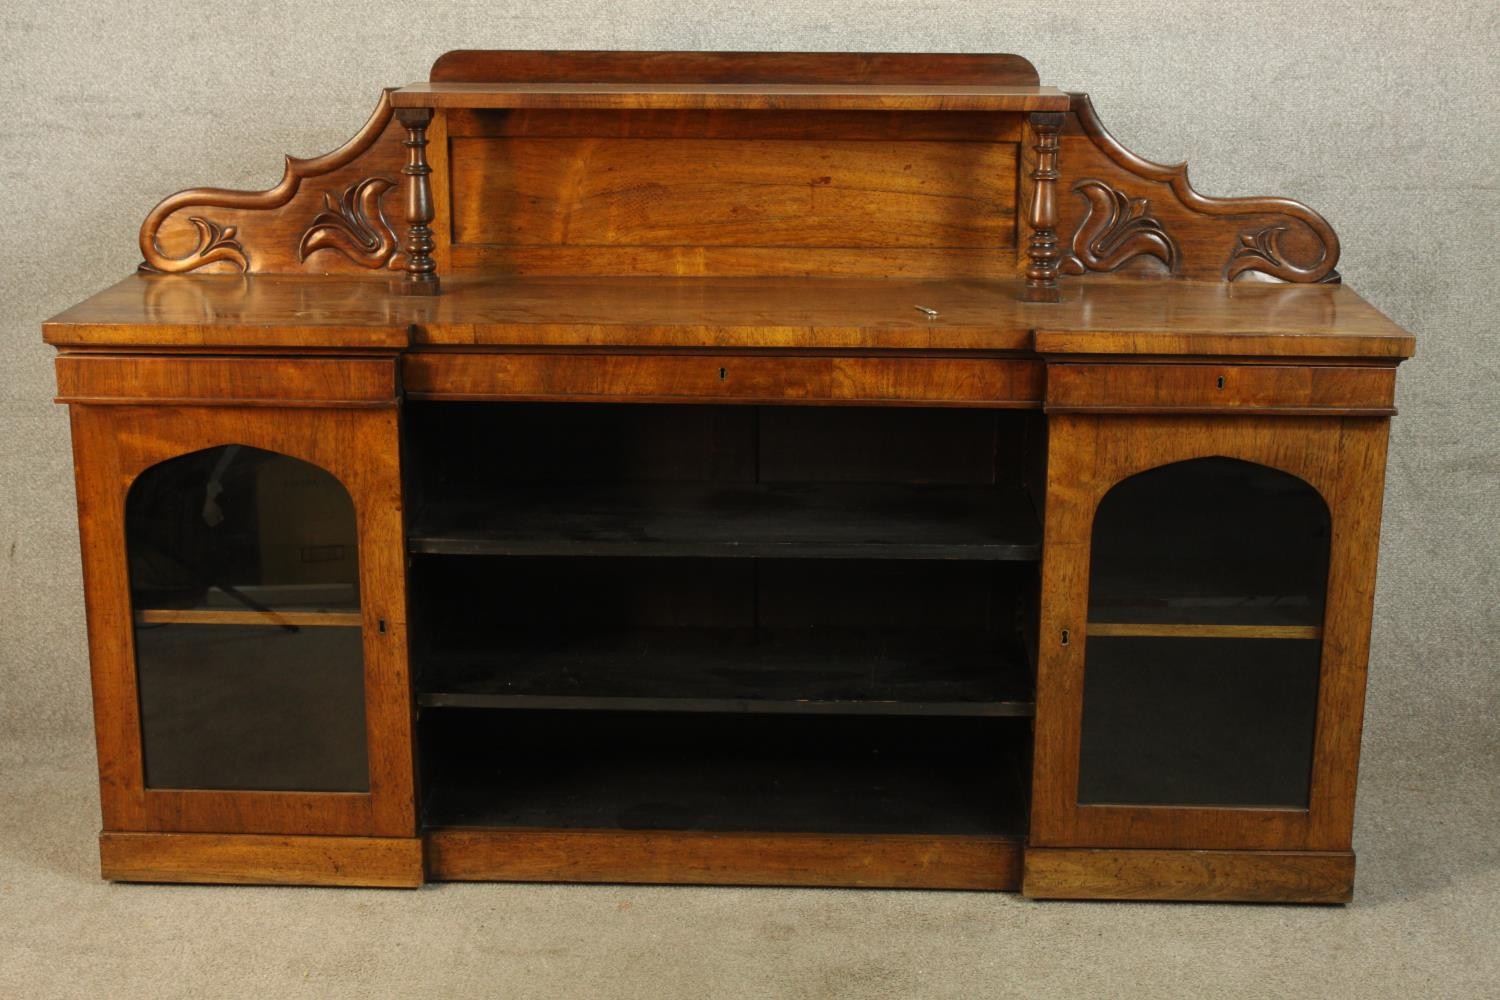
[{"left": 45, "top": 51, "right": 1414, "bottom": 902}]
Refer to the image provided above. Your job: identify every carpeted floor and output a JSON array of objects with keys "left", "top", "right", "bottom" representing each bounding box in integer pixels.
[
  {"left": 3, "top": 3, "right": 1498, "bottom": 997},
  {"left": 2, "top": 730, "right": 1496, "bottom": 999}
]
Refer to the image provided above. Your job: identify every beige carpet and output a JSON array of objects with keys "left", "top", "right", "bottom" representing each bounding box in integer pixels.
[
  {"left": 2, "top": 732, "right": 1497, "bottom": 999},
  {"left": 3, "top": 2, "right": 1498, "bottom": 997}
]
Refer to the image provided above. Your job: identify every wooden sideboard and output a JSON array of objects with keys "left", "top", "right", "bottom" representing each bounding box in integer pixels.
[{"left": 46, "top": 50, "right": 1415, "bottom": 903}]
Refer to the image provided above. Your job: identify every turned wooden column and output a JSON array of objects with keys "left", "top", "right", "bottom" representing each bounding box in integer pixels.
[
  {"left": 1024, "top": 112, "right": 1065, "bottom": 302},
  {"left": 394, "top": 107, "right": 439, "bottom": 295}
]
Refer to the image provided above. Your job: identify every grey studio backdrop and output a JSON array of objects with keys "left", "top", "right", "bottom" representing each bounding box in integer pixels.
[{"left": 1, "top": 2, "right": 1496, "bottom": 998}]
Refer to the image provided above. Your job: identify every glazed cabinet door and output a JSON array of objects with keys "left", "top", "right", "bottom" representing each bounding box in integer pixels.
[
  {"left": 69, "top": 401, "right": 415, "bottom": 837},
  {"left": 1030, "top": 414, "right": 1389, "bottom": 853}
]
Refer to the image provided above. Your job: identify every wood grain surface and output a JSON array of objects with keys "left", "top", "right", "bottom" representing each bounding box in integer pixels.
[
  {"left": 45, "top": 274, "right": 1416, "bottom": 358},
  {"left": 1084, "top": 623, "right": 1322, "bottom": 639},
  {"left": 427, "top": 828, "right": 1021, "bottom": 890},
  {"left": 55, "top": 355, "right": 398, "bottom": 406},
  {"left": 429, "top": 50, "right": 1042, "bottom": 86},
  {"left": 392, "top": 81, "right": 1069, "bottom": 112},
  {"left": 1023, "top": 847, "right": 1354, "bottom": 903},
  {"left": 100, "top": 832, "right": 424, "bottom": 887},
  {"left": 134, "top": 609, "right": 364, "bottom": 628},
  {"left": 448, "top": 136, "right": 1017, "bottom": 251},
  {"left": 1045, "top": 362, "right": 1397, "bottom": 415},
  {"left": 403, "top": 352, "right": 1042, "bottom": 407}
]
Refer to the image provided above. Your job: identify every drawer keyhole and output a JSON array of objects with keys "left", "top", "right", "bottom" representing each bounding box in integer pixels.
[
  {"left": 1216, "top": 375, "right": 1226, "bottom": 390},
  {"left": 719, "top": 367, "right": 728, "bottom": 380}
]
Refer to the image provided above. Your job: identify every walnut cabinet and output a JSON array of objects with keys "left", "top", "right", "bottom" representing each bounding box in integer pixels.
[{"left": 46, "top": 51, "right": 1414, "bottom": 902}]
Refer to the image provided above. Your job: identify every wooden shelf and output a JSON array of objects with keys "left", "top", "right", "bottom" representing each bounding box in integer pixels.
[
  {"left": 135, "top": 609, "right": 362, "bottom": 628},
  {"left": 1087, "top": 623, "right": 1321, "bottom": 640},
  {"left": 416, "top": 627, "right": 1034, "bottom": 717},
  {"left": 391, "top": 81, "right": 1071, "bottom": 112},
  {"left": 422, "top": 711, "right": 1029, "bottom": 836},
  {"left": 409, "top": 482, "right": 1041, "bottom": 560}
]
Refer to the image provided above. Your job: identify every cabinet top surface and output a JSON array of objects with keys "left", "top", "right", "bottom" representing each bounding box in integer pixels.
[
  {"left": 44, "top": 274, "right": 1414, "bottom": 360},
  {"left": 388, "top": 81, "right": 1072, "bottom": 111},
  {"left": 59, "top": 50, "right": 1414, "bottom": 361}
]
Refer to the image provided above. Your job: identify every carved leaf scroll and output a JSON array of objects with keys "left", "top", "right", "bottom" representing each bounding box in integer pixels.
[
  {"left": 1058, "top": 93, "right": 1341, "bottom": 284},
  {"left": 1060, "top": 178, "right": 1178, "bottom": 275},
  {"left": 297, "top": 176, "right": 401, "bottom": 269},
  {"left": 138, "top": 89, "right": 402, "bottom": 274},
  {"left": 1227, "top": 224, "right": 1340, "bottom": 283},
  {"left": 139, "top": 216, "right": 249, "bottom": 274}
]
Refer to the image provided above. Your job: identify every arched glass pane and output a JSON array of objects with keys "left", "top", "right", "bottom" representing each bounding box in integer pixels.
[
  {"left": 127, "top": 446, "right": 369, "bottom": 791},
  {"left": 1077, "top": 458, "right": 1329, "bottom": 807}
]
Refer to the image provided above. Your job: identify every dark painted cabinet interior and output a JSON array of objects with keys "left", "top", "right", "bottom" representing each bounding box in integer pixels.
[
  {"left": 126, "top": 445, "right": 369, "bottom": 792},
  {"left": 405, "top": 402, "right": 1042, "bottom": 837},
  {"left": 1078, "top": 458, "right": 1330, "bottom": 808}
]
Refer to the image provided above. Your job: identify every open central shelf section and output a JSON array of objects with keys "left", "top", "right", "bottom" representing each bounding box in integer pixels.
[
  {"left": 418, "top": 625, "right": 1032, "bottom": 716},
  {"left": 406, "top": 402, "right": 1042, "bottom": 722},
  {"left": 422, "top": 710, "right": 1029, "bottom": 837},
  {"left": 409, "top": 481, "right": 1039, "bottom": 560},
  {"left": 411, "top": 401, "right": 1044, "bottom": 722}
]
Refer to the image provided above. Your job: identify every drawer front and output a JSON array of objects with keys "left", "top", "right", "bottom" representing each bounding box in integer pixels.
[
  {"left": 55, "top": 355, "right": 399, "bottom": 407},
  {"left": 404, "top": 352, "right": 1043, "bottom": 407},
  {"left": 1045, "top": 363, "right": 1396, "bottom": 416}
]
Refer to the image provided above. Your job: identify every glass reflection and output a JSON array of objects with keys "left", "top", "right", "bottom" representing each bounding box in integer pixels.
[
  {"left": 126, "top": 446, "right": 368, "bottom": 791},
  {"left": 1079, "top": 458, "right": 1329, "bottom": 808}
]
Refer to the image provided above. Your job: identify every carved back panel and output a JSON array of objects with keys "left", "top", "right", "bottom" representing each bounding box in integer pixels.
[
  {"left": 442, "top": 109, "right": 1024, "bottom": 279},
  {"left": 140, "top": 92, "right": 406, "bottom": 275},
  {"left": 1046, "top": 95, "right": 1340, "bottom": 283},
  {"left": 136, "top": 53, "right": 1339, "bottom": 285}
]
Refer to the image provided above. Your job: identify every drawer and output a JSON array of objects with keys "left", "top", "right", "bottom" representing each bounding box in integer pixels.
[
  {"left": 1044, "top": 362, "right": 1396, "bottom": 416},
  {"left": 403, "top": 352, "right": 1043, "bottom": 407},
  {"left": 55, "top": 355, "right": 399, "bottom": 407}
]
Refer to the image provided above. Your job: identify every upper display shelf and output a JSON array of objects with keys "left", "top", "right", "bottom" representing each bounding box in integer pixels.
[
  {"left": 388, "top": 81, "right": 1072, "bottom": 112},
  {"left": 123, "top": 50, "right": 1350, "bottom": 306}
]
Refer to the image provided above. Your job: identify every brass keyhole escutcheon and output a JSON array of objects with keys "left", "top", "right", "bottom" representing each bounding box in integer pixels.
[{"left": 1216, "top": 375, "right": 1226, "bottom": 390}]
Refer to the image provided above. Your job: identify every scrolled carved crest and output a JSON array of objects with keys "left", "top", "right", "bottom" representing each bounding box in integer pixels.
[
  {"left": 297, "top": 176, "right": 401, "bottom": 269},
  {"left": 139, "top": 216, "right": 249, "bottom": 274},
  {"left": 138, "top": 89, "right": 401, "bottom": 275},
  {"left": 1060, "top": 93, "right": 1341, "bottom": 284},
  {"left": 1060, "top": 178, "right": 1178, "bottom": 275},
  {"left": 1227, "top": 224, "right": 1340, "bottom": 283}
]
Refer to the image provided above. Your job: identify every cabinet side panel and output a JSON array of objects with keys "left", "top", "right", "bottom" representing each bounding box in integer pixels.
[
  {"left": 71, "top": 406, "right": 149, "bottom": 831},
  {"left": 1306, "top": 417, "right": 1390, "bottom": 848}
]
